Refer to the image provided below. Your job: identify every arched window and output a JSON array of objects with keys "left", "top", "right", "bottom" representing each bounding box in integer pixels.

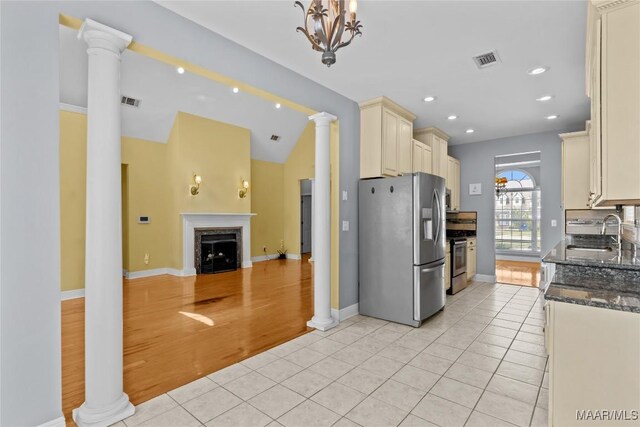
[{"left": 495, "top": 169, "right": 541, "bottom": 253}]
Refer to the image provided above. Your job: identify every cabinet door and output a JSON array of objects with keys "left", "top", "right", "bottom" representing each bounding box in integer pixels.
[
  {"left": 412, "top": 140, "right": 423, "bottom": 173},
  {"left": 439, "top": 139, "right": 449, "bottom": 180},
  {"left": 563, "top": 135, "right": 591, "bottom": 209},
  {"left": 398, "top": 118, "right": 413, "bottom": 175},
  {"left": 382, "top": 110, "right": 398, "bottom": 176},
  {"left": 590, "top": 19, "right": 602, "bottom": 205},
  {"left": 600, "top": 3, "right": 640, "bottom": 203},
  {"left": 447, "top": 156, "right": 455, "bottom": 193},
  {"left": 466, "top": 246, "right": 476, "bottom": 278},
  {"left": 422, "top": 145, "right": 433, "bottom": 174},
  {"left": 452, "top": 159, "right": 460, "bottom": 210}
]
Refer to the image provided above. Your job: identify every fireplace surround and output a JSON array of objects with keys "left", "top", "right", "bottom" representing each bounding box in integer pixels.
[{"left": 194, "top": 227, "right": 242, "bottom": 274}]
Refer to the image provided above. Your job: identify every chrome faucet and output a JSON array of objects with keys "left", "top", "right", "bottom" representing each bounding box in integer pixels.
[{"left": 601, "top": 213, "right": 622, "bottom": 252}]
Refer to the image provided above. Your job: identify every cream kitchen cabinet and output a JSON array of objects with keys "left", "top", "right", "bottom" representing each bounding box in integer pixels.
[
  {"left": 586, "top": 0, "right": 640, "bottom": 206},
  {"left": 414, "top": 127, "right": 449, "bottom": 179},
  {"left": 412, "top": 139, "right": 432, "bottom": 174},
  {"left": 360, "top": 97, "right": 416, "bottom": 178},
  {"left": 466, "top": 237, "right": 476, "bottom": 280},
  {"left": 545, "top": 301, "right": 640, "bottom": 426},
  {"left": 447, "top": 156, "right": 461, "bottom": 210},
  {"left": 561, "top": 127, "right": 591, "bottom": 209}
]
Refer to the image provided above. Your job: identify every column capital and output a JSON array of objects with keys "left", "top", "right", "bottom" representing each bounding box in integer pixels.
[
  {"left": 79, "top": 18, "right": 132, "bottom": 54},
  {"left": 309, "top": 112, "right": 338, "bottom": 125}
]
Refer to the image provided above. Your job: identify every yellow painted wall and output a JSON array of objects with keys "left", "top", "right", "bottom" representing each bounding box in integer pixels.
[
  {"left": 60, "top": 110, "right": 250, "bottom": 290},
  {"left": 283, "top": 122, "right": 316, "bottom": 255},
  {"left": 60, "top": 111, "right": 87, "bottom": 291},
  {"left": 121, "top": 136, "right": 171, "bottom": 272},
  {"left": 250, "top": 160, "right": 284, "bottom": 257},
  {"left": 166, "top": 112, "right": 251, "bottom": 268}
]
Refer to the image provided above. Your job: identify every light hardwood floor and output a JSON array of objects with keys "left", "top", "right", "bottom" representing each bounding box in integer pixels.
[
  {"left": 62, "top": 256, "right": 313, "bottom": 424},
  {"left": 495, "top": 260, "right": 541, "bottom": 287}
]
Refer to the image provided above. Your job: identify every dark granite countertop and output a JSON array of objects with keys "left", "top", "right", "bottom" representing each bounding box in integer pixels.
[
  {"left": 542, "top": 238, "right": 640, "bottom": 271},
  {"left": 543, "top": 238, "right": 640, "bottom": 313}
]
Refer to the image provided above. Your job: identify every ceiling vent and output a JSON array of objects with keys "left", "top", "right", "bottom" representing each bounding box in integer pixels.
[
  {"left": 121, "top": 95, "right": 141, "bottom": 108},
  {"left": 270, "top": 134, "right": 281, "bottom": 142},
  {"left": 472, "top": 50, "right": 501, "bottom": 69}
]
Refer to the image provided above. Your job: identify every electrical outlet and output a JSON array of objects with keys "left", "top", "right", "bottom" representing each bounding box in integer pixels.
[
  {"left": 342, "top": 190, "right": 348, "bottom": 201},
  {"left": 342, "top": 220, "right": 349, "bottom": 231},
  {"left": 263, "top": 246, "right": 267, "bottom": 252},
  {"left": 551, "top": 219, "right": 557, "bottom": 227},
  {"left": 144, "top": 253, "right": 150, "bottom": 265}
]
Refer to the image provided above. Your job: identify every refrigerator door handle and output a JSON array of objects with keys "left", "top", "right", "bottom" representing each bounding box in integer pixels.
[
  {"left": 433, "top": 189, "right": 441, "bottom": 245},
  {"left": 421, "top": 266, "right": 440, "bottom": 273}
]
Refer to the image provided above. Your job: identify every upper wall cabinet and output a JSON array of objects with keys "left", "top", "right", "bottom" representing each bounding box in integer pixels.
[
  {"left": 587, "top": 0, "right": 640, "bottom": 206},
  {"left": 412, "top": 139, "right": 433, "bottom": 174},
  {"left": 414, "top": 127, "right": 450, "bottom": 180},
  {"left": 360, "top": 97, "right": 416, "bottom": 178},
  {"left": 447, "top": 156, "right": 461, "bottom": 210},
  {"left": 561, "top": 126, "right": 591, "bottom": 209}
]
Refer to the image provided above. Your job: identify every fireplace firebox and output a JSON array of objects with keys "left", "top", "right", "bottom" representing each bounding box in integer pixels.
[{"left": 194, "top": 227, "right": 242, "bottom": 274}]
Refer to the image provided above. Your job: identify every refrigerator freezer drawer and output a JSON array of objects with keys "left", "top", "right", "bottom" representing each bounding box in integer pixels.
[{"left": 414, "top": 262, "right": 446, "bottom": 322}]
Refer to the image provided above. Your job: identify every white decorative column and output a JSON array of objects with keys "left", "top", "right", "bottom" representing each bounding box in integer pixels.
[
  {"left": 309, "top": 179, "right": 315, "bottom": 262},
  {"left": 307, "top": 112, "right": 339, "bottom": 331},
  {"left": 73, "top": 19, "right": 134, "bottom": 427}
]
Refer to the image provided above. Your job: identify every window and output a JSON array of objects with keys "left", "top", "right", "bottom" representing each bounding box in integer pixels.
[{"left": 495, "top": 169, "right": 541, "bottom": 253}]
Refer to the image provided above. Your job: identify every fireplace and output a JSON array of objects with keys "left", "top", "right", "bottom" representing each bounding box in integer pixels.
[{"left": 194, "top": 227, "right": 242, "bottom": 274}]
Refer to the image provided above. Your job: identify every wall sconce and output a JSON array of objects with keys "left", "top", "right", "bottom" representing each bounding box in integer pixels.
[
  {"left": 190, "top": 174, "right": 202, "bottom": 196},
  {"left": 238, "top": 179, "right": 249, "bottom": 198}
]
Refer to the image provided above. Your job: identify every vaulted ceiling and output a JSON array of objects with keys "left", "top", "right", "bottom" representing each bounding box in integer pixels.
[
  {"left": 156, "top": 0, "right": 591, "bottom": 144},
  {"left": 59, "top": 25, "right": 309, "bottom": 163}
]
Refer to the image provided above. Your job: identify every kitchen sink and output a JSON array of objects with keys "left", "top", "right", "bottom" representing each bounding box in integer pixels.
[{"left": 566, "top": 244, "right": 614, "bottom": 252}]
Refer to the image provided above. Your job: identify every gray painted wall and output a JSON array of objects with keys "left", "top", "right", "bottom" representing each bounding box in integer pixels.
[
  {"left": 1, "top": 1, "right": 359, "bottom": 424},
  {"left": 449, "top": 130, "right": 568, "bottom": 277}
]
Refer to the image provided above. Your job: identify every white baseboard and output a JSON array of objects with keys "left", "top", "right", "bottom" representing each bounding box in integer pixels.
[
  {"left": 37, "top": 415, "right": 65, "bottom": 427},
  {"left": 127, "top": 268, "right": 173, "bottom": 279},
  {"left": 286, "top": 253, "right": 302, "bottom": 260},
  {"left": 61, "top": 289, "right": 85, "bottom": 300},
  {"left": 474, "top": 274, "right": 496, "bottom": 283},
  {"left": 331, "top": 303, "right": 359, "bottom": 322},
  {"left": 241, "top": 260, "right": 253, "bottom": 268},
  {"left": 251, "top": 254, "right": 279, "bottom": 263}
]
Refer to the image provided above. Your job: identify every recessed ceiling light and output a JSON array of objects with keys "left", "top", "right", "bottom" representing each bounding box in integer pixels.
[
  {"left": 423, "top": 96, "right": 437, "bottom": 102},
  {"left": 528, "top": 66, "right": 549, "bottom": 75},
  {"left": 177, "top": 66, "right": 185, "bottom": 74},
  {"left": 232, "top": 87, "right": 239, "bottom": 94},
  {"left": 546, "top": 115, "right": 559, "bottom": 120},
  {"left": 275, "top": 103, "right": 281, "bottom": 109},
  {"left": 536, "top": 95, "right": 554, "bottom": 102},
  {"left": 447, "top": 115, "right": 458, "bottom": 120},
  {"left": 465, "top": 129, "right": 475, "bottom": 134}
]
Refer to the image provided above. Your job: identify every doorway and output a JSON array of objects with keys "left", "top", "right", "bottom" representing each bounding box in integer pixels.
[
  {"left": 494, "top": 152, "right": 542, "bottom": 286},
  {"left": 300, "top": 179, "right": 313, "bottom": 255}
]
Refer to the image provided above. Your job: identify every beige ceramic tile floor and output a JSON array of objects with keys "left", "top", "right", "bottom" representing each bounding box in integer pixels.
[{"left": 112, "top": 281, "right": 549, "bottom": 427}]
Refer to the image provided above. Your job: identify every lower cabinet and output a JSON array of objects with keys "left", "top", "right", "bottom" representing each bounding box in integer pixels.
[
  {"left": 466, "top": 238, "right": 476, "bottom": 280},
  {"left": 445, "top": 252, "right": 451, "bottom": 291},
  {"left": 545, "top": 301, "right": 640, "bottom": 426}
]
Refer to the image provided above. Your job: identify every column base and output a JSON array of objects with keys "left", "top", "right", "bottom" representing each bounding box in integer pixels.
[
  {"left": 307, "top": 316, "right": 339, "bottom": 332},
  {"left": 72, "top": 393, "right": 134, "bottom": 427}
]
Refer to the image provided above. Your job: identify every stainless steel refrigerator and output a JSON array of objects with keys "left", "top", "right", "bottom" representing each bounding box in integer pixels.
[{"left": 359, "top": 173, "right": 446, "bottom": 327}]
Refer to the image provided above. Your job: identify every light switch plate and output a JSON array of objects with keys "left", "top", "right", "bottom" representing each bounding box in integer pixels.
[
  {"left": 342, "top": 190, "right": 348, "bottom": 201},
  {"left": 551, "top": 219, "right": 557, "bottom": 227},
  {"left": 342, "top": 220, "right": 349, "bottom": 231},
  {"left": 469, "top": 183, "right": 482, "bottom": 195}
]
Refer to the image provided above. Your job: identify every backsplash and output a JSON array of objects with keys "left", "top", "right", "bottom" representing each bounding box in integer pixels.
[{"left": 566, "top": 208, "right": 640, "bottom": 245}]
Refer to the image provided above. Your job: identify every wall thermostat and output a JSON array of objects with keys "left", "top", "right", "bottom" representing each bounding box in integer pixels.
[{"left": 138, "top": 216, "right": 150, "bottom": 224}]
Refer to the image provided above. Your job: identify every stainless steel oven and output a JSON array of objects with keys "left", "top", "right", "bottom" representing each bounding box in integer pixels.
[{"left": 449, "top": 237, "right": 468, "bottom": 294}]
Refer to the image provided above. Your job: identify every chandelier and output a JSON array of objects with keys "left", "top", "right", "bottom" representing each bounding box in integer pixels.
[
  {"left": 294, "top": 0, "right": 363, "bottom": 67},
  {"left": 495, "top": 176, "right": 508, "bottom": 197}
]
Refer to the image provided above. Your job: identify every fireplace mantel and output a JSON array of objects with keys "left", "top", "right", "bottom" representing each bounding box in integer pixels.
[{"left": 181, "top": 213, "right": 256, "bottom": 275}]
